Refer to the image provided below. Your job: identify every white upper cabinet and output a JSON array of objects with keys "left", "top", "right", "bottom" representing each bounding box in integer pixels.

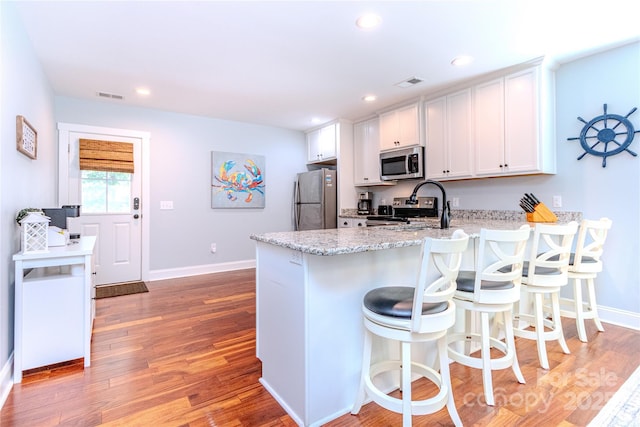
[
  {"left": 504, "top": 69, "right": 543, "bottom": 173},
  {"left": 474, "top": 65, "right": 556, "bottom": 177},
  {"left": 379, "top": 102, "right": 421, "bottom": 150},
  {"left": 474, "top": 78, "right": 506, "bottom": 176},
  {"left": 307, "top": 123, "right": 337, "bottom": 164},
  {"left": 425, "top": 89, "right": 473, "bottom": 180},
  {"left": 353, "top": 118, "right": 387, "bottom": 186}
]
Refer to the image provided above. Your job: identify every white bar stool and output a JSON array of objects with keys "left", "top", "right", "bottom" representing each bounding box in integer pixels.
[
  {"left": 559, "top": 218, "right": 612, "bottom": 342},
  {"left": 447, "top": 225, "right": 531, "bottom": 406},
  {"left": 351, "top": 230, "right": 469, "bottom": 427},
  {"left": 513, "top": 221, "right": 578, "bottom": 369}
]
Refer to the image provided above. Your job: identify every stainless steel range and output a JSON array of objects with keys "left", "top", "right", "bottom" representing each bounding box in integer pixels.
[
  {"left": 366, "top": 197, "right": 438, "bottom": 226},
  {"left": 392, "top": 196, "right": 438, "bottom": 218}
]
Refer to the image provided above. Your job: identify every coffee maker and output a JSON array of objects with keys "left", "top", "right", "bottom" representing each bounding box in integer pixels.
[{"left": 357, "top": 191, "right": 373, "bottom": 215}]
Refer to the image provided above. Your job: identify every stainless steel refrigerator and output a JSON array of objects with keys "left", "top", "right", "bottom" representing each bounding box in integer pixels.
[{"left": 293, "top": 168, "right": 337, "bottom": 231}]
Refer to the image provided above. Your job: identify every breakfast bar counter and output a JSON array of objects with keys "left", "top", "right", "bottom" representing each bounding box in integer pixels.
[
  {"left": 249, "top": 213, "right": 580, "bottom": 427},
  {"left": 251, "top": 218, "right": 527, "bottom": 256}
]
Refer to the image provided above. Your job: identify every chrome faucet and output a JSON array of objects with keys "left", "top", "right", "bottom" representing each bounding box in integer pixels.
[{"left": 408, "top": 180, "right": 450, "bottom": 229}]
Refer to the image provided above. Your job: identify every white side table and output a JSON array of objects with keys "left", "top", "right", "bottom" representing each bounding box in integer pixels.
[{"left": 13, "top": 236, "right": 96, "bottom": 383}]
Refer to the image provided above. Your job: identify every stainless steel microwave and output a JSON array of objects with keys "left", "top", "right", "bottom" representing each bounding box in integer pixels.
[{"left": 380, "top": 146, "right": 424, "bottom": 180}]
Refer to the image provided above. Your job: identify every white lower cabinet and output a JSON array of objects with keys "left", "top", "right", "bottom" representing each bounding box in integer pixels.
[
  {"left": 13, "top": 236, "right": 96, "bottom": 383},
  {"left": 22, "top": 269, "right": 84, "bottom": 370},
  {"left": 339, "top": 217, "right": 367, "bottom": 228}
]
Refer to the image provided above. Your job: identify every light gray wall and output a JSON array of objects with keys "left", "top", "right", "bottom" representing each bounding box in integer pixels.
[
  {"left": 54, "top": 98, "right": 307, "bottom": 271},
  {"left": 373, "top": 41, "right": 640, "bottom": 318},
  {"left": 2, "top": 0, "right": 638, "bottom": 403},
  {"left": 1, "top": 2, "right": 58, "bottom": 396}
]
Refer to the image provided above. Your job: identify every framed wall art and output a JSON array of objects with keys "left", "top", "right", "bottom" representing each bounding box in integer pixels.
[
  {"left": 16, "top": 115, "right": 37, "bottom": 159},
  {"left": 211, "top": 151, "right": 265, "bottom": 209}
]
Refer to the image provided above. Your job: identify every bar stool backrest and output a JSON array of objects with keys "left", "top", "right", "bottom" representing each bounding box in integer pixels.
[
  {"left": 571, "top": 218, "right": 612, "bottom": 274},
  {"left": 524, "top": 222, "right": 579, "bottom": 287},
  {"left": 472, "top": 225, "right": 531, "bottom": 304},
  {"left": 411, "top": 229, "right": 469, "bottom": 332}
]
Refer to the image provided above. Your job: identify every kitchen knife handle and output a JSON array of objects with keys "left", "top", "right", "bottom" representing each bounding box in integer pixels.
[{"left": 524, "top": 193, "right": 537, "bottom": 206}]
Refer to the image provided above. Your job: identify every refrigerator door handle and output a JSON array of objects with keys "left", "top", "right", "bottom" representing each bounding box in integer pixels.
[{"left": 293, "top": 179, "right": 300, "bottom": 231}]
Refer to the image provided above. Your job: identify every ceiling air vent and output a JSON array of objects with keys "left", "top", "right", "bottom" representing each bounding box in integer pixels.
[
  {"left": 394, "top": 77, "right": 424, "bottom": 88},
  {"left": 97, "top": 91, "right": 124, "bottom": 100}
]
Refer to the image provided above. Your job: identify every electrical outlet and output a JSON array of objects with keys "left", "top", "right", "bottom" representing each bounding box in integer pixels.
[
  {"left": 452, "top": 197, "right": 460, "bottom": 208},
  {"left": 210, "top": 243, "right": 217, "bottom": 253},
  {"left": 552, "top": 195, "right": 562, "bottom": 208}
]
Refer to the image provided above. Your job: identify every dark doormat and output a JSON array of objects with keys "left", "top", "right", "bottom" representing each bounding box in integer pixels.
[{"left": 95, "top": 281, "right": 149, "bottom": 299}]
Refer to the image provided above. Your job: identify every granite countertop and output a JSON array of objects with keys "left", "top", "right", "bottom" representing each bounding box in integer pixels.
[{"left": 250, "top": 210, "right": 582, "bottom": 256}]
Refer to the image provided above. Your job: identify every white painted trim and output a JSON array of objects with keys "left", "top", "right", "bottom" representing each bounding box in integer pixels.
[
  {"left": 0, "top": 354, "right": 14, "bottom": 410},
  {"left": 259, "top": 378, "right": 305, "bottom": 427},
  {"left": 559, "top": 297, "right": 640, "bottom": 331},
  {"left": 599, "top": 305, "right": 640, "bottom": 331},
  {"left": 56, "top": 122, "right": 151, "bottom": 284},
  {"left": 148, "top": 260, "right": 256, "bottom": 281}
]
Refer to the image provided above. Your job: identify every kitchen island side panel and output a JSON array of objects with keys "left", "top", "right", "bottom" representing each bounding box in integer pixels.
[
  {"left": 305, "top": 246, "right": 422, "bottom": 425},
  {"left": 256, "top": 242, "right": 307, "bottom": 424},
  {"left": 256, "top": 240, "right": 424, "bottom": 426}
]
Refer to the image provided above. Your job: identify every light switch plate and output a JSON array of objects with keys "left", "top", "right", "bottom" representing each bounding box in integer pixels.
[{"left": 160, "top": 201, "right": 174, "bottom": 210}]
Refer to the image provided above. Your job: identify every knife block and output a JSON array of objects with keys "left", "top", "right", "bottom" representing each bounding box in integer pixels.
[{"left": 526, "top": 202, "right": 558, "bottom": 223}]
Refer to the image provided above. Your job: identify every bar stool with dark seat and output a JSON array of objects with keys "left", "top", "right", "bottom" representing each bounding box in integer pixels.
[
  {"left": 559, "top": 217, "right": 612, "bottom": 342},
  {"left": 447, "top": 225, "right": 531, "bottom": 406},
  {"left": 513, "top": 221, "right": 579, "bottom": 369},
  {"left": 351, "top": 230, "right": 469, "bottom": 427}
]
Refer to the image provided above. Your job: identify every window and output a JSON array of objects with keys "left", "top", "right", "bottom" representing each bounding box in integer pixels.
[{"left": 81, "top": 170, "right": 132, "bottom": 214}]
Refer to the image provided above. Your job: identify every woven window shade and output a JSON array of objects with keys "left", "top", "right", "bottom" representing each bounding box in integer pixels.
[{"left": 79, "top": 139, "right": 134, "bottom": 173}]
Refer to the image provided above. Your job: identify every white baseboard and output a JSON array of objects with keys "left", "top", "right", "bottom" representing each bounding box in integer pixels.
[
  {"left": 0, "top": 353, "right": 13, "bottom": 410},
  {"left": 560, "top": 298, "right": 640, "bottom": 331},
  {"left": 148, "top": 259, "right": 256, "bottom": 282},
  {"left": 598, "top": 304, "right": 640, "bottom": 330}
]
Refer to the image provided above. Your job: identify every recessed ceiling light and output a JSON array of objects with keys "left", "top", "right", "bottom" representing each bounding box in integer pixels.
[
  {"left": 362, "top": 95, "right": 377, "bottom": 102},
  {"left": 451, "top": 55, "right": 474, "bottom": 67},
  {"left": 136, "top": 88, "right": 151, "bottom": 96},
  {"left": 356, "top": 13, "right": 382, "bottom": 29}
]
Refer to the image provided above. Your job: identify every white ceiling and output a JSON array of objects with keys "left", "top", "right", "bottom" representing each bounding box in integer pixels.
[{"left": 13, "top": 0, "right": 640, "bottom": 131}]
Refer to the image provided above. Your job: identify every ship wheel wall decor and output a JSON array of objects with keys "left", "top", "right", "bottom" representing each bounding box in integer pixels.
[{"left": 567, "top": 103, "right": 639, "bottom": 167}]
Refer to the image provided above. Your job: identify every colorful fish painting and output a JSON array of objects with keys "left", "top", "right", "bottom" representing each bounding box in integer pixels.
[{"left": 211, "top": 152, "right": 265, "bottom": 208}]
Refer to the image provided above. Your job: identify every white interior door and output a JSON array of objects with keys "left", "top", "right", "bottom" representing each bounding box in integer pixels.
[{"left": 58, "top": 124, "right": 149, "bottom": 286}]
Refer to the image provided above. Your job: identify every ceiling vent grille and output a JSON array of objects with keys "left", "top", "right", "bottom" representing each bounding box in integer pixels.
[
  {"left": 395, "top": 77, "right": 424, "bottom": 88},
  {"left": 97, "top": 91, "right": 124, "bottom": 100}
]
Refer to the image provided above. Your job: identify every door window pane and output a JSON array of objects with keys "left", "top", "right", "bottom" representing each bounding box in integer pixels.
[{"left": 81, "top": 171, "right": 132, "bottom": 213}]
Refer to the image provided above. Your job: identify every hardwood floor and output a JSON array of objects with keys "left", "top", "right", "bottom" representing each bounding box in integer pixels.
[{"left": 2, "top": 268, "right": 638, "bottom": 426}]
